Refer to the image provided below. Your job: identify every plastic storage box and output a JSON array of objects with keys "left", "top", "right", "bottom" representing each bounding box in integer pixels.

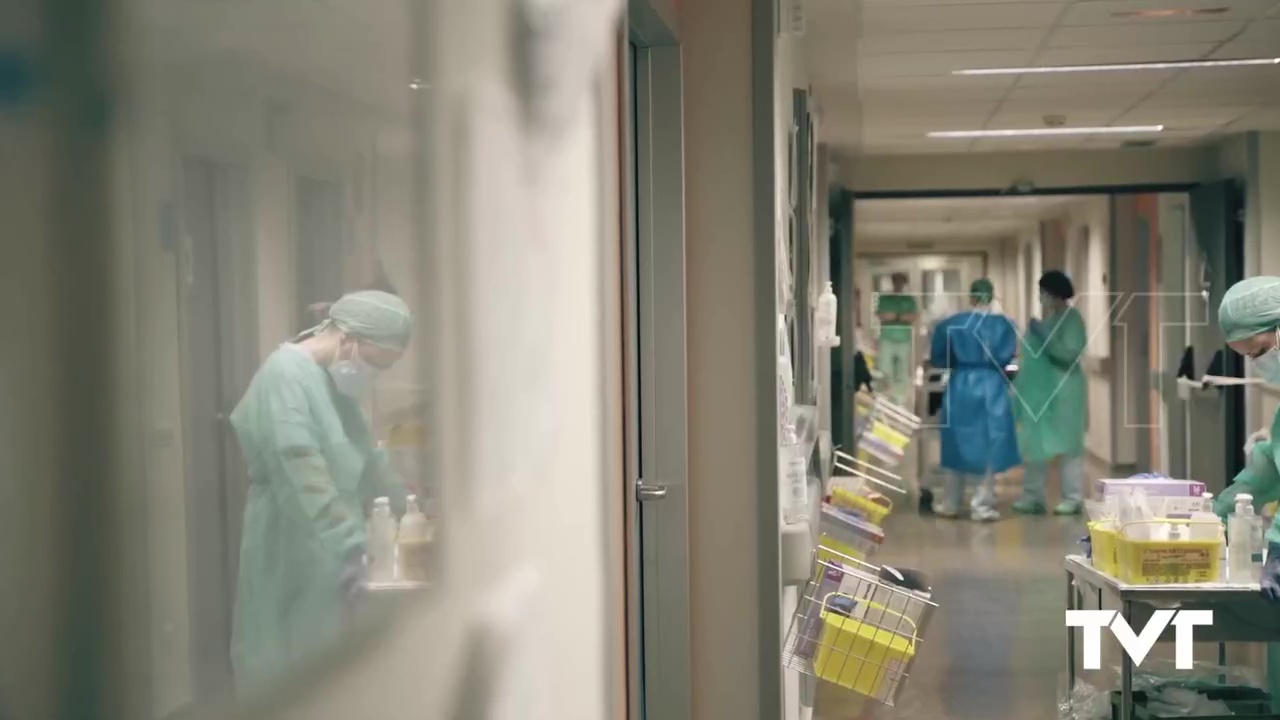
[{"left": 1116, "top": 520, "right": 1222, "bottom": 584}]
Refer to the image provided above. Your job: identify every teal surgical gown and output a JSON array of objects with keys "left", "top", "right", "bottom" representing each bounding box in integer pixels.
[
  {"left": 1014, "top": 306, "right": 1088, "bottom": 463},
  {"left": 229, "top": 344, "right": 404, "bottom": 696}
]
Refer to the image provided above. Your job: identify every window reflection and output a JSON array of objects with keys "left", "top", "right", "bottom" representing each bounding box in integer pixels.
[{"left": 117, "top": 0, "right": 434, "bottom": 712}]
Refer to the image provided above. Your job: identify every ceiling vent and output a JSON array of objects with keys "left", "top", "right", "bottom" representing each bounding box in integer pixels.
[{"left": 1122, "top": 139, "right": 1158, "bottom": 148}]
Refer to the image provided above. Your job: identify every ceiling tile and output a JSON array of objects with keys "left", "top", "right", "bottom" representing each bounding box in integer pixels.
[
  {"left": 969, "top": 137, "right": 1090, "bottom": 150},
  {"left": 859, "top": 50, "right": 1035, "bottom": 77},
  {"left": 1115, "top": 104, "right": 1254, "bottom": 126},
  {"left": 1226, "top": 107, "right": 1280, "bottom": 128},
  {"left": 859, "top": 29, "right": 1046, "bottom": 54},
  {"left": 860, "top": 142, "right": 977, "bottom": 154},
  {"left": 1059, "top": 0, "right": 1278, "bottom": 26},
  {"left": 985, "top": 108, "right": 1121, "bottom": 126},
  {"left": 859, "top": 86, "right": 1013, "bottom": 103},
  {"left": 1013, "top": 68, "right": 1180, "bottom": 86},
  {"left": 1032, "top": 43, "right": 1218, "bottom": 64},
  {"left": 1211, "top": 39, "right": 1280, "bottom": 56},
  {"left": 856, "top": 74, "right": 1018, "bottom": 92},
  {"left": 861, "top": 2, "right": 1067, "bottom": 33},
  {"left": 997, "top": 96, "right": 1136, "bottom": 113},
  {"left": 1047, "top": 20, "right": 1245, "bottom": 46}
]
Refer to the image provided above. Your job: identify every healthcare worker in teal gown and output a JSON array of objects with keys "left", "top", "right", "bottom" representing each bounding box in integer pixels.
[
  {"left": 929, "top": 278, "right": 1020, "bottom": 522},
  {"left": 876, "top": 272, "right": 919, "bottom": 406},
  {"left": 229, "top": 290, "right": 412, "bottom": 696},
  {"left": 1209, "top": 277, "right": 1280, "bottom": 710},
  {"left": 1012, "top": 270, "right": 1088, "bottom": 516}
]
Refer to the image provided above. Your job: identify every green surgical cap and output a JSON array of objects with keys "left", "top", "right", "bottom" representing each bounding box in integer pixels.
[
  {"left": 970, "top": 278, "right": 994, "bottom": 305},
  {"left": 1219, "top": 276, "right": 1280, "bottom": 343},
  {"left": 329, "top": 290, "right": 413, "bottom": 351}
]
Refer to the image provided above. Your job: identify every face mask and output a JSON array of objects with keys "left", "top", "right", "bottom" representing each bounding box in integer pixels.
[
  {"left": 328, "top": 342, "right": 382, "bottom": 397},
  {"left": 1255, "top": 332, "right": 1280, "bottom": 384}
]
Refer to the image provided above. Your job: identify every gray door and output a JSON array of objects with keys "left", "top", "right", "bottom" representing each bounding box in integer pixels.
[
  {"left": 179, "top": 157, "right": 254, "bottom": 702},
  {"left": 1156, "top": 193, "right": 1190, "bottom": 478},
  {"left": 294, "top": 176, "right": 346, "bottom": 328},
  {"left": 1184, "top": 181, "right": 1247, "bottom": 493},
  {"left": 626, "top": 42, "right": 691, "bottom": 720}
]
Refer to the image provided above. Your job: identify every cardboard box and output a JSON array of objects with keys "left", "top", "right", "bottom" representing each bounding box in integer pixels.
[{"left": 1093, "top": 478, "right": 1206, "bottom": 499}]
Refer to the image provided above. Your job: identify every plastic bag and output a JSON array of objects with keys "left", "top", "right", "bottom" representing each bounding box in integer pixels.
[{"left": 1059, "top": 660, "right": 1263, "bottom": 720}]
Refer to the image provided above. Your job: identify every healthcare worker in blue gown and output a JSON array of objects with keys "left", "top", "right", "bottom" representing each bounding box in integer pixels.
[{"left": 929, "top": 278, "right": 1021, "bottom": 521}]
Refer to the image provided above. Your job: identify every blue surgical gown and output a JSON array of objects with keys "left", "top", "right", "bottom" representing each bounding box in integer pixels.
[{"left": 930, "top": 310, "right": 1021, "bottom": 475}]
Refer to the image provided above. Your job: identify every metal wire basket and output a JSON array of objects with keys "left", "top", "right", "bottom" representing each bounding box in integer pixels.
[
  {"left": 852, "top": 392, "right": 921, "bottom": 470},
  {"left": 783, "top": 548, "right": 938, "bottom": 706}
]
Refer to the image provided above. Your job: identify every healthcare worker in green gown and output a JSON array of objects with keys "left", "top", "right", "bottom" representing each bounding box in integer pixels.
[
  {"left": 876, "top": 272, "right": 919, "bottom": 406},
  {"left": 229, "top": 290, "right": 412, "bottom": 696},
  {"left": 1209, "top": 277, "right": 1280, "bottom": 710},
  {"left": 1012, "top": 270, "right": 1088, "bottom": 516}
]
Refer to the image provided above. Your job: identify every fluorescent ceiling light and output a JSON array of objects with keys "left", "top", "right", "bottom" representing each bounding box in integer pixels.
[
  {"left": 955, "top": 57, "right": 1280, "bottom": 75},
  {"left": 928, "top": 125, "right": 1163, "bottom": 138}
]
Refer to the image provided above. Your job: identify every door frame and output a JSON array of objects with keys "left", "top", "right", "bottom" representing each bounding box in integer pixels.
[
  {"left": 174, "top": 154, "right": 258, "bottom": 704},
  {"left": 623, "top": 8, "right": 690, "bottom": 720}
]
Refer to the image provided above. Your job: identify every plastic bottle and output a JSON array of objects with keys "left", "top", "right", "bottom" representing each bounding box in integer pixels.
[
  {"left": 368, "top": 497, "right": 399, "bottom": 583},
  {"left": 1190, "top": 493, "right": 1220, "bottom": 541},
  {"left": 781, "top": 426, "right": 809, "bottom": 524},
  {"left": 1228, "top": 494, "right": 1261, "bottom": 583},
  {"left": 816, "top": 281, "right": 839, "bottom": 346},
  {"left": 397, "top": 494, "right": 432, "bottom": 583}
]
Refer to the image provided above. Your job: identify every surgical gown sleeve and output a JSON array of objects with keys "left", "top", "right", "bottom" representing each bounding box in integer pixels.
[
  {"left": 266, "top": 375, "right": 367, "bottom": 561},
  {"left": 1215, "top": 410, "right": 1280, "bottom": 543},
  {"left": 1041, "top": 309, "right": 1086, "bottom": 369}
]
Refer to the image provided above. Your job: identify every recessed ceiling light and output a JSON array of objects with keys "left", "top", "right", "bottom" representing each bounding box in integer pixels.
[
  {"left": 927, "top": 125, "right": 1164, "bottom": 138},
  {"left": 955, "top": 57, "right": 1280, "bottom": 75},
  {"left": 1113, "top": 7, "right": 1228, "bottom": 17}
]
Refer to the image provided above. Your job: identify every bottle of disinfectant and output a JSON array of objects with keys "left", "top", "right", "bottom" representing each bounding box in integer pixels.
[
  {"left": 368, "top": 497, "right": 399, "bottom": 583},
  {"left": 397, "top": 494, "right": 432, "bottom": 583},
  {"left": 1228, "top": 494, "right": 1263, "bottom": 583}
]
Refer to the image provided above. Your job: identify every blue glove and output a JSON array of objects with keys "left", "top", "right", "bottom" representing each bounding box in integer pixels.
[
  {"left": 1263, "top": 543, "right": 1280, "bottom": 604},
  {"left": 339, "top": 549, "right": 368, "bottom": 601}
]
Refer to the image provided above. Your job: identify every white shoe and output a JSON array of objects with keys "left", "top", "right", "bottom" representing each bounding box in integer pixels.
[
  {"left": 972, "top": 506, "right": 1001, "bottom": 523},
  {"left": 934, "top": 504, "right": 961, "bottom": 519}
]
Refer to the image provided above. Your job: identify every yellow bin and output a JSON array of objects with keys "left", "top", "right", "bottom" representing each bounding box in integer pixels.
[
  {"left": 813, "top": 596, "right": 917, "bottom": 699},
  {"left": 1088, "top": 522, "right": 1119, "bottom": 577},
  {"left": 817, "top": 535, "right": 865, "bottom": 564},
  {"left": 1116, "top": 520, "right": 1222, "bottom": 584}
]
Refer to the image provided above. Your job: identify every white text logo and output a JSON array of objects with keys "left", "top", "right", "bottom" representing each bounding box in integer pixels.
[{"left": 1065, "top": 610, "right": 1213, "bottom": 669}]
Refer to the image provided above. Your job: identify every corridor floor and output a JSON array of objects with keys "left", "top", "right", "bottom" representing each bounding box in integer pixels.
[{"left": 814, "top": 476, "right": 1088, "bottom": 720}]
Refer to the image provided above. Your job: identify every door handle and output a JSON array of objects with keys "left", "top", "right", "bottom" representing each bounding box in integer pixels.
[{"left": 636, "top": 481, "right": 668, "bottom": 502}]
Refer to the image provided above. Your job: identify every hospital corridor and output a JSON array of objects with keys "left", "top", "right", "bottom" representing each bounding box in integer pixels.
[{"left": 7, "top": 0, "right": 1280, "bottom": 719}]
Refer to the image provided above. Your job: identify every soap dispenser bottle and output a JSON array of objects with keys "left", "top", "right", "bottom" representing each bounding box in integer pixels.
[
  {"left": 397, "top": 494, "right": 432, "bottom": 583},
  {"left": 816, "top": 281, "right": 839, "bottom": 347},
  {"left": 368, "top": 497, "right": 399, "bottom": 583}
]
